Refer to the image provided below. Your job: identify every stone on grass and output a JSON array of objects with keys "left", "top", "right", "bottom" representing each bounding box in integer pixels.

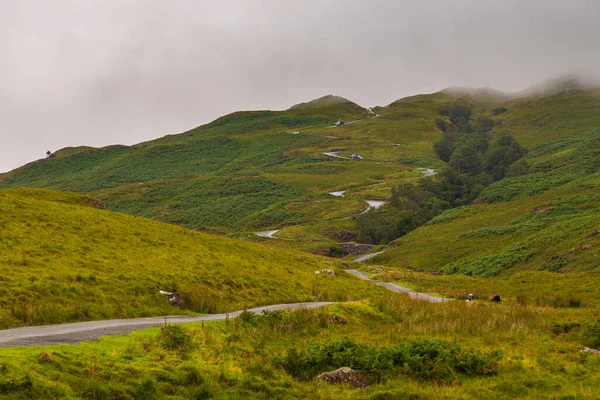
[
  {"left": 316, "top": 367, "right": 368, "bottom": 388},
  {"left": 581, "top": 347, "right": 600, "bottom": 355},
  {"left": 159, "top": 290, "right": 186, "bottom": 310},
  {"left": 315, "top": 269, "right": 336, "bottom": 276}
]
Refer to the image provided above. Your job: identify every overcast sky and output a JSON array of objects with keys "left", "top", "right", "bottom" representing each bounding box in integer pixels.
[{"left": 1, "top": 0, "right": 599, "bottom": 172}]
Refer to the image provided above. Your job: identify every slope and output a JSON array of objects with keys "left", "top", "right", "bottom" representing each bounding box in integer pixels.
[
  {"left": 375, "top": 127, "right": 600, "bottom": 275},
  {"left": 2, "top": 82, "right": 600, "bottom": 253},
  {"left": 0, "top": 188, "right": 381, "bottom": 329}
]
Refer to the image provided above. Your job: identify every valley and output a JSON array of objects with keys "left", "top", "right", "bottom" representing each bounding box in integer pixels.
[{"left": 2, "top": 80, "right": 600, "bottom": 398}]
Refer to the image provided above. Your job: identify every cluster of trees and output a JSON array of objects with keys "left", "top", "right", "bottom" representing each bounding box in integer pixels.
[
  {"left": 435, "top": 130, "right": 527, "bottom": 181},
  {"left": 435, "top": 103, "right": 527, "bottom": 180},
  {"left": 356, "top": 103, "right": 527, "bottom": 245},
  {"left": 356, "top": 170, "right": 475, "bottom": 244}
]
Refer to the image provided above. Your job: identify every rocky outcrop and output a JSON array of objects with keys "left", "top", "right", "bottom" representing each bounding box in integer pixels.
[
  {"left": 335, "top": 231, "right": 358, "bottom": 242},
  {"left": 581, "top": 347, "right": 600, "bottom": 355},
  {"left": 340, "top": 242, "right": 375, "bottom": 256},
  {"left": 159, "top": 290, "right": 186, "bottom": 310},
  {"left": 316, "top": 367, "right": 368, "bottom": 388}
]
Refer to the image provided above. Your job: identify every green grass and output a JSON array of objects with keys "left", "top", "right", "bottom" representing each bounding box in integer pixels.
[
  {"left": 370, "top": 267, "right": 600, "bottom": 307},
  {"left": 0, "top": 188, "right": 383, "bottom": 329},
  {"left": 1, "top": 296, "right": 599, "bottom": 399}
]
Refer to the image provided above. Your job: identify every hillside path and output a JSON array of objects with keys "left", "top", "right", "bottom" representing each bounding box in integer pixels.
[
  {"left": 0, "top": 302, "right": 333, "bottom": 348},
  {"left": 0, "top": 269, "right": 448, "bottom": 348},
  {"left": 345, "top": 269, "right": 448, "bottom": 303},
  {"left": 354, "top": 250, "right": 387, "bottom": 262}
]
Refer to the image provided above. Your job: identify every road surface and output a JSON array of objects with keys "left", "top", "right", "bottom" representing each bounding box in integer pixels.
[
  {"left": 345, "top": 270, "right": 448, "bottom": 303},
  {"left": 256, "top": 230, "right": 279, "bottom": 238},
  {"left": 0, "top": 302, "right": 334, "bottom": 348},
  {"left": 0, "top": 265, "right": 449, "bottom": 347},
  {"left": 354, "top": 250, "right": 387, "bottom": 262}
]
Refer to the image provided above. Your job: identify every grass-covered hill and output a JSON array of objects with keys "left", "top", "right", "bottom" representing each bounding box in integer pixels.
[
  {"left": 1, "top": 80, "right": 600, "bottom": 256},
  {"left": 3, "top": 81, "right": 600, "bottom": 399},
  {"left": 375, "top": 126, "right": 600, "bottom": 275},
  {"left": 289, "top": 94, "right": 354, "bottom": 109},
  {"left": 0, "top": 188, "right": 381, "bottom": 329}
]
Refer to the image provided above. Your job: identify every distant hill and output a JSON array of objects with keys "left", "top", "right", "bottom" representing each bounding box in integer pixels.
[
  {"left": 517, "top": 74, "right": 600, "bottom": 98},
  {"left": 2, "top": 80, "right": 600, "bottom": 269},
  {"left": 289, "top": 94, "right": 358, "bottom": 110},
  {"left": 438, "top": 87, "right": 512, "bottom": 103}
]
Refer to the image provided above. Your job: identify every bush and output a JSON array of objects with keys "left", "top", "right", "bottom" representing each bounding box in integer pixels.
[
  {"left": 274, "top": 337, "right": 502, "bottom": 384},
  {"left": 492, "top": 107, "right": 508, "bottom": 116},
  {"left": 158, "top": 324, "right": 191, "bottom": 351},
  {"left": 133, "top": 379, "right": 157, "bottom": 400},
  {"left": 582, "top": 320, "right": 600, "bottom": 348}
]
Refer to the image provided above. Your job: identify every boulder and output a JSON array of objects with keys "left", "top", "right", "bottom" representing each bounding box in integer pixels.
[
  {"left": 159, "top": 290, "right": 186, "bottom": 310},
  {"left": 581, "top": 347, "right": 600, "bottom": 355},
  {"left": 316, "top": 367, "right": 368, "bottom": 388}
]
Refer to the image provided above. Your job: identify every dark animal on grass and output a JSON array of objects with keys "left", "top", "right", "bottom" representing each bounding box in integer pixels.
[{"left": 491, "top": 295, "right": 501, "bottom": 303}]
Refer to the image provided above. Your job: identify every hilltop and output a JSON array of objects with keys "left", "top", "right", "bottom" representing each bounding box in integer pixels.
[{"left": 289, "top": 94, "right": 357, "bottom": 110}]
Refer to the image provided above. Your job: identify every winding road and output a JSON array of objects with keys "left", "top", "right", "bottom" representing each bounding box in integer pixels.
[
  {"left": 345, "top": 270, "right": 448, "bottom": 303},
  {"left": 0, "top": 267, "right": 448, "bottom": 348},
  {"left": 354, "top": 250, "right": 387, "bottom": 262},
  {"left": 256, "top": 230, "right": 279, "bottom": 238},
  {"left": 0, "top": 302, "right": 333, "bottom": 348}
]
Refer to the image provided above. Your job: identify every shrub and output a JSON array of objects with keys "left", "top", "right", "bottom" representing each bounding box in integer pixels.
[
  {"left": 133, "top": 379, "right": 157, "bottom": 400},
  {"left": 547, "top": 321, "right": 580, "bottom": 335},
  {"left": 183, "top": 366, "right": 205, "bottom": 386},
  {"left": 158, "top": 324, "right": 191, "bottom": 351},
  {"left": 274, "top": 337, "right": 502, "bottom": 384},
  {"left": 582, "top": 320, "right": 600, "bottom": 349}
]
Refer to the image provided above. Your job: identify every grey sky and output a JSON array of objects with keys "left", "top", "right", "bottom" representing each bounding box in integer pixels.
[{"left": 1, "top": 0, "right": 599, "bottom": 172}]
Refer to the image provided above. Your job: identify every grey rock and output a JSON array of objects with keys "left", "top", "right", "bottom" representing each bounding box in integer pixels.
[{"left": 316, "top": 367, "right": 368, "bottom": 388}]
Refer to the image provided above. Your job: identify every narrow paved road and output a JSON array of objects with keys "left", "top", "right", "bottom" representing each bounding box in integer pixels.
[
  {"left": 323, "top": 151, "right": 349, "bottom": 159},
  {"left": 0, "top": 266, "right": 449, "bottom": 347},
  {"left": 354, "top": 250, "right": 387, "bottom": 262},
  {"left": 345, "top": 270, "right": 448, "bottom": 303},
  {"left": 255, "top": 230, "right": 279, "bottom": 238},
  {"left": 0, "top": 302, "right": 333, "bottom": 348}
]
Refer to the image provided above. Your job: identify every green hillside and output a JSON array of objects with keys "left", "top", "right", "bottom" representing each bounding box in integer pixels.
[
  {"left": 3, "top": 82, "right": 600, "bottom": 399},
  {"left": 2, "top": 83, "right": 600, "bottom": 260},
  {"left": 374, "top": 127, "right": 600, "bottom": 276},
  {"left": 0, "top": 188, "right": 380, "bottom": 329}
]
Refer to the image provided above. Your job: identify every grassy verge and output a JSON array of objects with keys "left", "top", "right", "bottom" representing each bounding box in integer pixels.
[
  {"left": 0, "top": 188, "right": 383, "bottom": 329},
  {"left": 1, "top": 296, "right": 599, "bottom": 399}
]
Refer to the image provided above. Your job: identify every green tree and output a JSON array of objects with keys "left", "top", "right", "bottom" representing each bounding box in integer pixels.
[
  {"left": 483, "top": 134, "right": 527, "bottom": 180},
  {"left": 449, "top": 142, "right": 482, "bottom": 175}
]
